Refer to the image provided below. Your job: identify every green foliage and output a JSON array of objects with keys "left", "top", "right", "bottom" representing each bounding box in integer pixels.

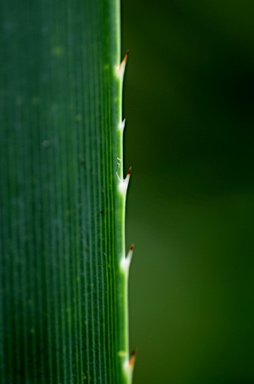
[{"left": 0, "top": 0, "right": 132, "bottom": 383}]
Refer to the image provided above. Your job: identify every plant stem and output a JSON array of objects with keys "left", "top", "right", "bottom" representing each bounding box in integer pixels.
[{"left": 0, "top": 0, "right": 133, "bottom": 383}]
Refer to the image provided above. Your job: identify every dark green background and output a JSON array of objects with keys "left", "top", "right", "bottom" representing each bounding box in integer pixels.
[{"left": 122, "top": 1, "right": 254, "bottom": 383}]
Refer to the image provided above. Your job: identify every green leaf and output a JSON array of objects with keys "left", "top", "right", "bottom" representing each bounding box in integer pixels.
[{"left": 0, "top": 0, "right": 133, "bottom": 383}]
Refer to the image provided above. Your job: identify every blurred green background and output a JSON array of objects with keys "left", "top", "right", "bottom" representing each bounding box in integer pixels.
[{"left": 121, "top": 1, "right": 254, "bottom": 383}]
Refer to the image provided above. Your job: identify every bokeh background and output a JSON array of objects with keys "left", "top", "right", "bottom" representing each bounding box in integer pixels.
[{"left": 121, "top": 1, "right": 254, "bottom": 383}]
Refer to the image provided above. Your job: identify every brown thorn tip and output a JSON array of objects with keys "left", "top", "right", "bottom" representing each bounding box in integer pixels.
[
  {"left": 127, "top": 166, "right": 132, "bottom": 175},
  {"left": 121, "top": 50, "right": 129, "bottom": 65},
  {"left": 125, "top": 50, "right": 129, "bottom": 59},
  {"left": 130, "top": 243, "right": 135, "bottom": 251},
  {"left": 129, "top": 349, "right": 136, "bottom": 367}
]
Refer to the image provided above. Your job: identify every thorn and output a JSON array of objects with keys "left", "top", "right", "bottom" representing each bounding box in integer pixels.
[
  {"left": 116, "top": 50, "right": 129, "bottom": 78},
  {"left": 123, "top": 50, "right": 129, "bottom": 64},
  {"left": 128, "top": 349, "right": 136, "bottom": 368},
  {"left": 119, "top": 118, "right": 126, "bottom": 131},
  {"left": 127, "top": 166, "right": 132, "bottom": 176},
  {"left": 125, "top": 166, "right": 132, "bottom": 185},
  {"left": 120, "top": 243, "right": 134, "bottom": 272},
  {"left": 123, "top": 166, "right": 132, "bottom": 189},
  {"left": 126, "top": 243, "right": 134, "bottom": 259},
  {"left": 118, "top": 166, "right": 132, "bottom": 194}
]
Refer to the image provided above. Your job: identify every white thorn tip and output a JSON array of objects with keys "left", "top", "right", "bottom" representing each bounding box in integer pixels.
[
  {"left": 119, "top": 118, "right": 126, "bottom": 131},
  {"left": 118, "top": 166, "right": 132, "bottom": 194},
  {"left": 120, "top": 244, "right": 134, "bottom": 272}
]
